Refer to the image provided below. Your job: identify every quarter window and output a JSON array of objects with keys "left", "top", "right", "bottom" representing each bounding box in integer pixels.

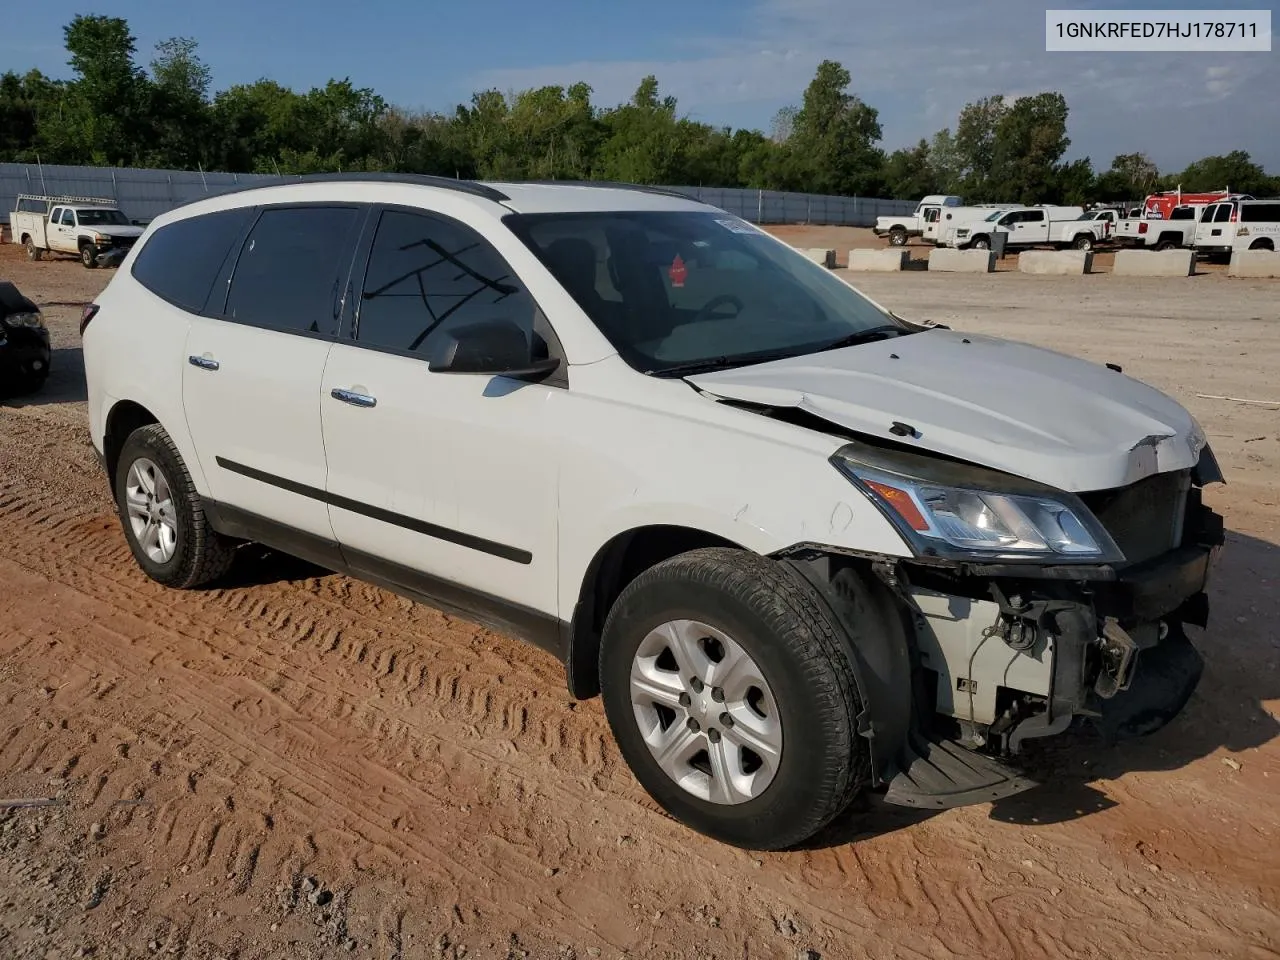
[
  {"left": 225, "top": 206, "right": 361, "bottom": 335},
  {"left": 131, "top": 207, "right": 256, "bottom": 313},
  {"left": 355, "top": 209, "right": 536, "bottom": 356}
]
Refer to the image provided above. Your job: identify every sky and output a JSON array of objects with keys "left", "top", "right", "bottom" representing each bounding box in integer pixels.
[{"left": 3, "top": 0, "right": 1277, "bottom": 173}]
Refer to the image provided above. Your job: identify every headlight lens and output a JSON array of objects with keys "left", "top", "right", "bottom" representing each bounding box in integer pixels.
[
  {"left": 834, "top": 452, "right": 1121, "bottom": 563},
  {"left": 3, "top": 311, "right": 45, "bottom": 330}
]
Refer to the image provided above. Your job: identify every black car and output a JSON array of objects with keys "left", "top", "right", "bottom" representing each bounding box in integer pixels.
[{"left": 0, "top": 281, "right": 51, "bottom": 397}]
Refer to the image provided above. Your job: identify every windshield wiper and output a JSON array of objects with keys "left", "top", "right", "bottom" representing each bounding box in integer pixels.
[
  {"left": 648, "top": 351, "right": 799, "bottom": 378},
  {"left": 817, "top": 324, "right": 914, "bottom": 353}
]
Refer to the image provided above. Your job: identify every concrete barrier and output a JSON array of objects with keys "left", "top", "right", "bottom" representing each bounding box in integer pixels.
[
  {"left": 800, "top": 248, "right": 836, "bottom": 268},
  {"left": 847, "top": 249, "right": 909, "bottom": 272},
  {"left": 1112, "top": 249, "right": 1195, "bottom": 277},
  {"left": 1019, "top": 250, "right": 1092, "bottom": 275},
  {"left": 928, "top": 249, "right": 996, "bottom": 273},
  {"left": 1228, "top": 250, "right": 1280, "bottom": 278}
]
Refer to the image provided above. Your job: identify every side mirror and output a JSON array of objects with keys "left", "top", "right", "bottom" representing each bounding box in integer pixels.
[{"left": 428, "top": 319, "right": 560, "bottom": 381}]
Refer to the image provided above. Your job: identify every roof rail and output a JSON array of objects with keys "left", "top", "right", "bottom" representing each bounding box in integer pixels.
[
  {"left": 169, "top": 172, "right": 510, "bottom": 206},
  {"left": 16, "top": 193, "right": 117, "bottom": 206},
  {"left": 497, "top": 179, "right": 698, "bottom": 201}
]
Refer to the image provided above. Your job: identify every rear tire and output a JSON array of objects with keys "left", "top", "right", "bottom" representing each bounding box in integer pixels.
[
  {"left": 114, "top": 424, "right": 236, "bottom": 588},
  {"left": 1249, "top": 239, "right": 1274, "bottom": 251},
  {"left": 888, "top": 226, "right": 908, "bottom": 247},
  {"left": 25, "top": 238, "right": 42, "bottom": 262},
  {"left": 1154, "top": 241, "right": 1178, "bottom": 252},
  {"left": 599, "top": 548, "right": 869, "bottom": 850}
]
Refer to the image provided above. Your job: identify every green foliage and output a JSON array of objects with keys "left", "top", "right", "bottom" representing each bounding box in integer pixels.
[{"left": 0, "top": 17, "right": 1275, "bottom": 204}]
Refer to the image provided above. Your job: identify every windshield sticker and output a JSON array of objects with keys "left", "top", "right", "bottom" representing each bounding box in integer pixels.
[
  {"left": 668, "top": 254, "right": 687, "bottom": 288},
  {"left": 715, "top": 217, "right": 759, "bottom": 235}
]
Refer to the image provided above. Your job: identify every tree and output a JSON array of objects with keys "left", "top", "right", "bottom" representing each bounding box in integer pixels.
[
  {"left": 989, "top": 92, "right": 1070, "bottom": 203},
  {"left": 147, "top": 37, "right": 213, "bottom": 168},
  {"left": 1176, "top": 150, "right": 1273, "bottom": 195},
  {"left": 882, "top": 139, "right": 940, "bottom": 199},
  {"left": 595, "top": 76, "right": 686, "bottom": 184},
  {"left": 786, "top": 60, "right": 886, "bottom": 195},
  {"left": 952, "top": 96, "right": 1008, "bottom": 197},
  {"left": 1094, "top": 152, "right": 1158, "bottom": 201}
]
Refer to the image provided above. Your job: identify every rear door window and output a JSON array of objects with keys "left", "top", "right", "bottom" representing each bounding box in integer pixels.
[
  {"left": 1240, "top": 203, "right": 1280, "bottom": 222},
  {"left": 131, "top": 207, "right": 257, "bottom": 313},
  {"left": 224, "top": 206, "right": 362, "bottom": 336}
]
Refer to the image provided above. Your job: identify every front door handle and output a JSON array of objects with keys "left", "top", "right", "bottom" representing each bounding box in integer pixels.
[
  {"left": 188, "top": 355, "right": 220, "bottom": 371},
  {"left": 330, "top": 387, "right": 377, "bottom": 408}
]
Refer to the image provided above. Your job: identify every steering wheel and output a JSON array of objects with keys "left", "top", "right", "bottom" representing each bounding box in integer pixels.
[{"left": 691, "top": 294, "right": 745, "bottom": 324}]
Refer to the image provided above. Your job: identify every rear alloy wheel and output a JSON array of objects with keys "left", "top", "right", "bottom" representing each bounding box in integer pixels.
[
  {"left": 600, "top": 548, "right": 868, "bottom": 850},
  {"left": 81, "top": 244, "right": 99, "bottom": 269},
  {"left": 1154, "top": 241, "right": 1178, "bottom": 252},
  {"left": 25, "top": 239, "right": 42, "bottom": 261},
  {"left": 115, "top": 424, "right": 236, "bottom": 588},
  {"left": 888, "top": 226, "right": 908, "bottom": 247}
]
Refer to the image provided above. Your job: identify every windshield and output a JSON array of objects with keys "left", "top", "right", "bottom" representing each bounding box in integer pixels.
[
  {"left": 983, "top": 211, "right": 1004, "bottom": 221},
  {"left": 505, "top": 211, "right": 902, "bottom": 375},
  {"left": 76, "top": 209, "right": 129, "bottom": 226}
]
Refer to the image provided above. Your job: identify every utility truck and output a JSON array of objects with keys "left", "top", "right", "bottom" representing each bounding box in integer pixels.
[
  {"left": 11, "top": 194, "right": 144, "bottom": 268},
  {"left": 1114, "top": 190, "right": 1254, "bottom": 250},
  {"left": 873, "top": 195, "right": 962, "bottom": 246}
]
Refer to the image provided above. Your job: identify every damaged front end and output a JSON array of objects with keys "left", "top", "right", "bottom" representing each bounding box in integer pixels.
[{"left": 780, "top": 437, "right": 1225, "bottom": 811}]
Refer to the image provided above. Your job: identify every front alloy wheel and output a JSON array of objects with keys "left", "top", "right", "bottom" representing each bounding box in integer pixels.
[
  {"left": 600, "top": 548, "right": 869, "bottom": 849},
  {"left": 629, "top": 618, "right": 782, "bottom": 805}
]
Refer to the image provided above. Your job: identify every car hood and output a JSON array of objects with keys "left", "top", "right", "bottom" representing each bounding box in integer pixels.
[
  {"left": 686, "top": 329, "right": 1204, "bottom": 493},
  {"left": 91, "top": 225, "right": 144, "bottom": 239}
]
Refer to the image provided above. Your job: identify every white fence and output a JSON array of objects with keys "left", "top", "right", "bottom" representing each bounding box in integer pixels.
[{"left": 1, "top": 162, "right": 916, "bottom": 229}]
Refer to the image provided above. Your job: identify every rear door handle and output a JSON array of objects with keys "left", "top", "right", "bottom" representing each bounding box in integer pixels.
[
  {"left": 188, "top": 355, "right": 220, "bottom": 371},
  {"left": 330, "top": 387, "right": 376, "bottom": 408}
]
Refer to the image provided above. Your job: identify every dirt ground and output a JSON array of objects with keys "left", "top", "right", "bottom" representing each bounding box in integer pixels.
[{"left": 1, "top": 231, "right": 1278, "bottom": 960}]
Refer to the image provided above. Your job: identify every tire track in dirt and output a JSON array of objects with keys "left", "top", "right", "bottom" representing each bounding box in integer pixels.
[{"left": 2, "top": 404, "right": 1278, "bottom": 959}]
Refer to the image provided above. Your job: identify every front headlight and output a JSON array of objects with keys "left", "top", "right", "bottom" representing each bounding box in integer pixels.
[
  {"left": 3, "top": 311, "right": 45, "bottom": 330},
  {"left": 831, "top": 446, "right": 1122, "bottom": 563}
]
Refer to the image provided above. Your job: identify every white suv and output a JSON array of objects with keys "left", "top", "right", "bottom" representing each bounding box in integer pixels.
[{"left": 82, "top": 175, "right": 1225, "bottom": 849}]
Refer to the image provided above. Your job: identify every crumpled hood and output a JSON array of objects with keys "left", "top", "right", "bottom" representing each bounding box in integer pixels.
[
  {"left": 687, "top": 329, "right": 1204, "bottom": 492},
  {"left": 90, "top": 225, "right": 144, "bottom": 239}
]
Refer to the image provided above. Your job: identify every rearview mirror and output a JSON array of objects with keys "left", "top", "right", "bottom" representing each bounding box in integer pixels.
[{"left": 428, "top": 319, "right": 560, "bottom": 381}]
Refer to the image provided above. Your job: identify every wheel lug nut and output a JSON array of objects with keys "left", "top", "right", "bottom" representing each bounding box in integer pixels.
[
  {"left": 707, "top": 728, "right": 721, "bottom": 743},
  {"left": 690, "top": 677, "right": 704, "bottom": 693},
  {"left": 719, "top": 712, "right": 734, "bottom": 727},
  {"left": 686, "top": 718, "right": 700, "bottom": 733},
  {"left": 678, "top": 692, "right": 691, "bottom": 708},
  {"left": 711, "top": 687, "right": 724, "bottom": 702}
]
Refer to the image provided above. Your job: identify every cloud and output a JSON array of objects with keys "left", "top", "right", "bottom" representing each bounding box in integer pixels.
[{"left": 469, "top": 0, "right": 1279, "bottom": 170}]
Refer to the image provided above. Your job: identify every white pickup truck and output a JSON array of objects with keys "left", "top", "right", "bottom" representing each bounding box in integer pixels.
[
  {"left": 1112, "top": 205, "right": 1207, "bottom": 250},
  {"left": 11, "top": 194, "right": 145, "bottom": 268},
  {"left": 873, "top": 194, "right": 963, "bottom": 246},
  {"left": 943, "top": 206, "right": 1111, "bottom": 251}
]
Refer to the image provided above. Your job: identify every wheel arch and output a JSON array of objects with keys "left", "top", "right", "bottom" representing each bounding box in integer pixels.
[
  {"left": 1249, "top": 237, "right": 1274, "bottom": 251},
  {"left": 564, "top": 524, "right": 743, "bottom": 699},
  {"left": 103, "top": 399, "right": 160, "bottom": 496}
]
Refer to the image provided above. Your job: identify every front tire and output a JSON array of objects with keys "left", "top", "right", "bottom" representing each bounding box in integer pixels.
[
  {"left": 1073, "top": 234, "right": 1094, "bottom": 251},
  {"left": 81, "top": 244, "right": 99, "bottom": 269},
  {"left": 114, "top": 424, "right": 236, "bottom": 588},
  {"left": 599, "top": 548, "right": 868, "bottom": 850},
  {"left": 972, "top": 236, "right": 990, "bottom": 250}
]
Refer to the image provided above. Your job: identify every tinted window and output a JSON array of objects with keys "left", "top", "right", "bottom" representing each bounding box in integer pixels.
[
  {"left": 225, "top": 206, "right": 360, "bottom": 335},
  {"left": 1241, "top": 203, "right": 1280, "bottom": 222},
  {"left": 355, "top": 210, "right": 535, "bottom": 356},
  {"left": 1023, "top": 210, "right": 1044, "bottom": 223},
  {"left": 131, "top": 207, "right": 255, "bottom": 313},
  {"left": 1169, "top": 206, "right": 1196, "bottom": 220},
  {"left": 1213, "top": 204, "right": 1234, "bottom": 223}
]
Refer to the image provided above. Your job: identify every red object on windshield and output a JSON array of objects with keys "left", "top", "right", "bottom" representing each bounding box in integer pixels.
[{"left": 668, "top": 254, "right": 687, "bottom": 288}]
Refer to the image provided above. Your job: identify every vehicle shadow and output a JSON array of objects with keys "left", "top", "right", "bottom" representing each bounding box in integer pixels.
[
  {"left": 1, "top": 346, "right": 86, "bottom": 406},
  {"left": 211, "top": 543, "right": 333, "bottom": 590},
  {"left": 806, "top": 526, "right": 1280, "bottom": 846}
]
